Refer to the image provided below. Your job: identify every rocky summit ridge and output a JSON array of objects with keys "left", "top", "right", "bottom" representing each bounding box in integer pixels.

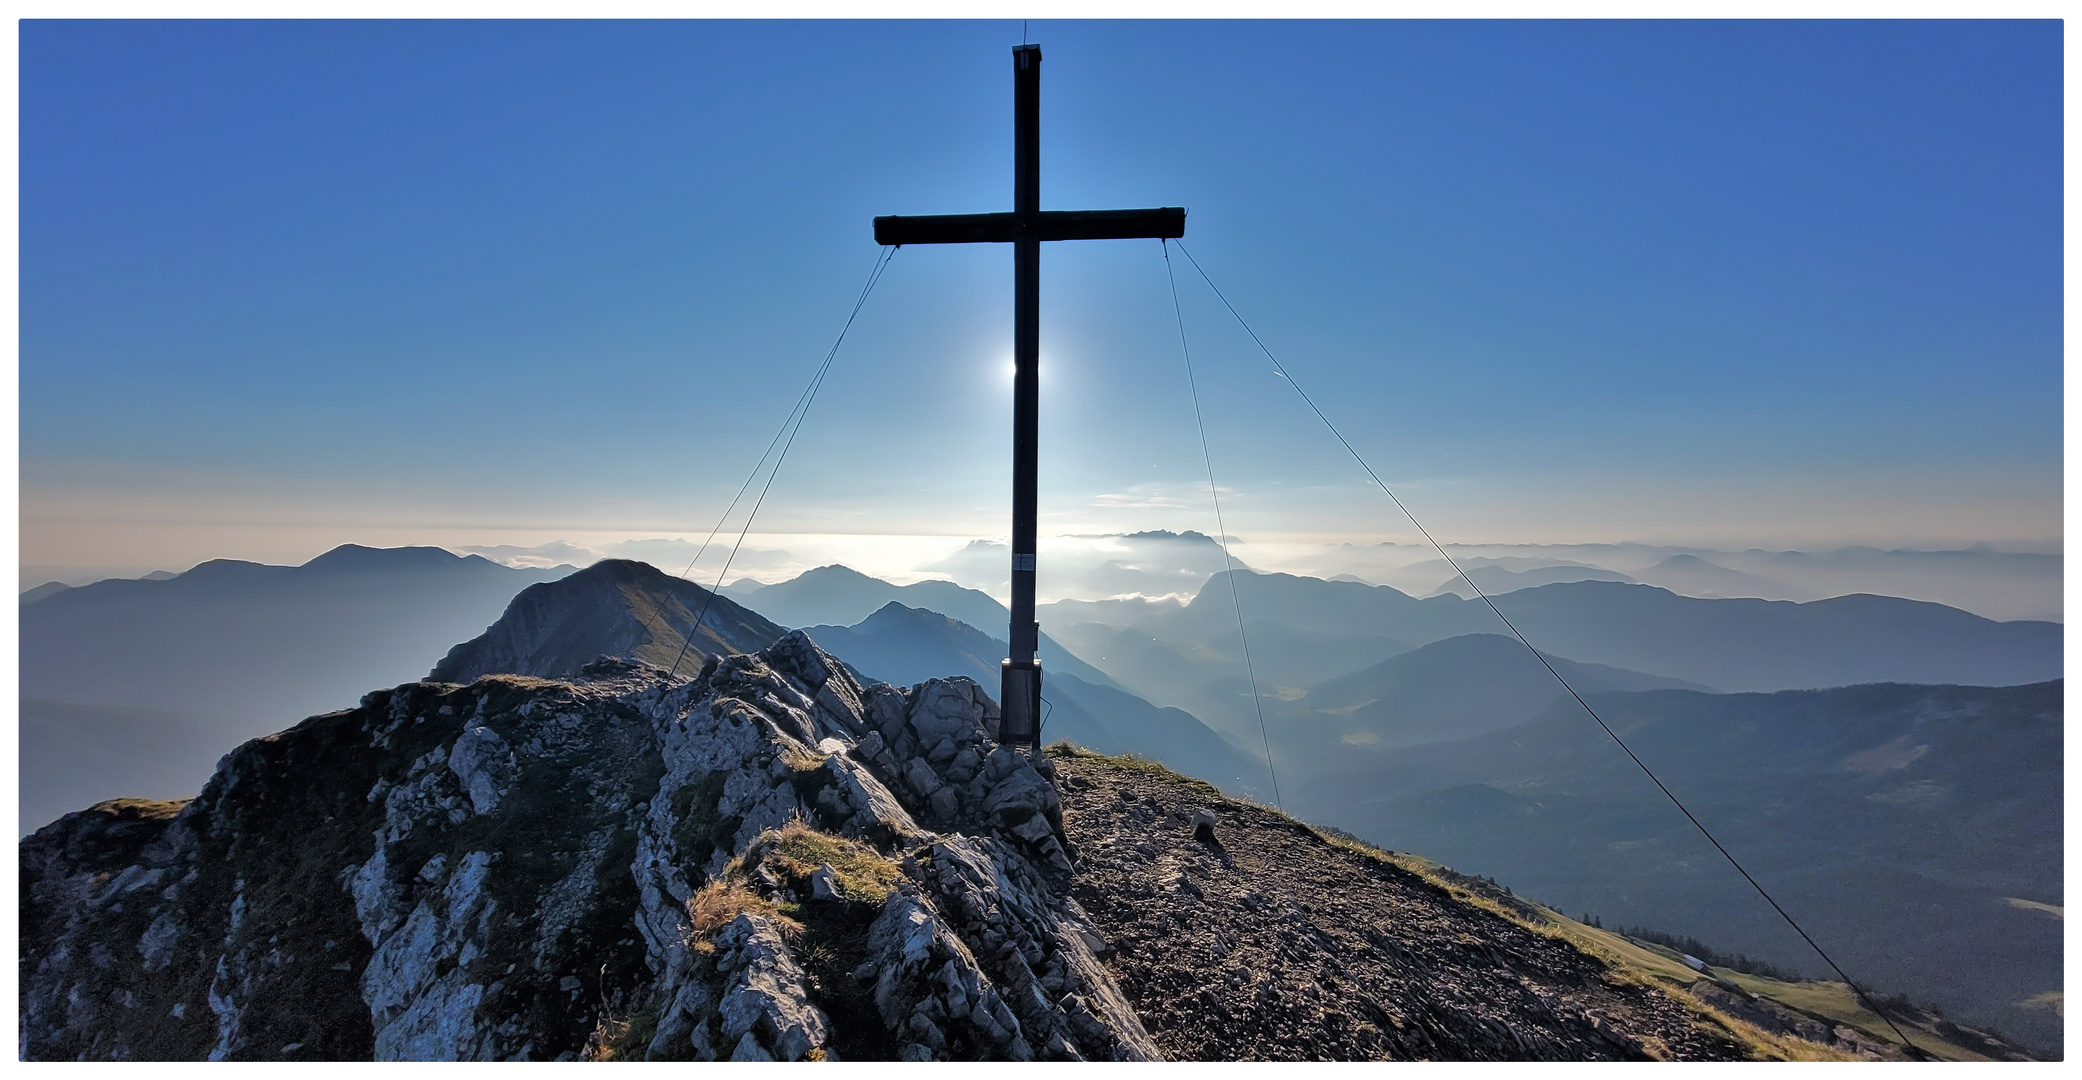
[
  {"left": 22, "top": 632, "right": 1149, "bottom": 1061},
  {"left": 23, "top": 628, "right": 1934, "bottom": 1061}
]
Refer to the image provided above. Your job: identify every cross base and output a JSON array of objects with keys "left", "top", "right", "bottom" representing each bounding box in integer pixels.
[{"left": 1000, "top": 659, "right": 1041, "bottom": 751}]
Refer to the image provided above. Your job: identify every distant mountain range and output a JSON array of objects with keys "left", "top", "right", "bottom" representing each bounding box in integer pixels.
[
  {"left": 721, "top": 564, "right": 1124, "bottom": 690},
  {"left": 723, "top": 564, "right": 1009, "bottom": 632},
  {"left": 434, "top": 565, "right": 1265, "bottom": 795},
  {"left": 1632, "top": 553, "right": 1816, "bottom": 600},
  {"left": 25, "top": 552, "right": 2058, "bottom": 834},
  {"left": 1285, "top": 679, "right": 2064, "bottom": 1056},
  {"left": 1345, "top": 542, "right": 2059, "bottom": 622},
  {"left": 803, "top": 602, "right": 1265, "bottom": 795},
  {"left": 1424, "top": 554, "right": 1825, "bottom": 603},
  {"left": 1425, "top": 562, "right": 1635, "bottom": 597},
  {"left": 1047, "top": 570, "right": 2060, "bottom": 745},
  {"left": 16, "top": 546, "right": 2062, "bottom": 1054},
  {"left": 18, "top": 546, "right": 576, "bottom": 831},
  {"left": 1274, "top": 632, "right": 1708, "bottom": 752}
]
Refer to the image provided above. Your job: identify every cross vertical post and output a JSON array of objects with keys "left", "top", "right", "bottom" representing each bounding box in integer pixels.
[
  {"left": 873, "top": 42, "right": 1184, "bottom": 752},
  {"left": 1006, "top": 43, "right": 1043, "bottom": 750}
]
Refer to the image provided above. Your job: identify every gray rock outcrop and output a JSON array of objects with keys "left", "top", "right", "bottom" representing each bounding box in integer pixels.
[{"left": 20, "top": 632, "right": 1157, "bottom": 1061}]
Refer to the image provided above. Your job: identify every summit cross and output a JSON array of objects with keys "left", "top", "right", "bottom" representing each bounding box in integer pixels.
[{"left": 873, "top": 43, "right": 1185, "bottom": 751}]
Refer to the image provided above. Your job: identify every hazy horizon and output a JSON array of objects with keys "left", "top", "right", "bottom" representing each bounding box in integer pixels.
[
  {"left": 21, "top": 20, "right": 2062, "bottom": 618},
  {"left": 22, "top": 530, "right": 2063, "bottom": 624}
]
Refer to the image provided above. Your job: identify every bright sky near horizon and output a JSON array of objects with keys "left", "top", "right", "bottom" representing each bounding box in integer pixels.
[{"left": 19, "top": 19, "right": 2062, "bottom": 587}]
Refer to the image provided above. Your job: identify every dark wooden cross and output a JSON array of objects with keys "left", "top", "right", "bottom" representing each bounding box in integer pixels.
[{"left": 874, "top": 44, "right": 1185, "bottom": 751}]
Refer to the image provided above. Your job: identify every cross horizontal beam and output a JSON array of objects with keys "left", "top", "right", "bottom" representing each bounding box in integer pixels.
[{"left": 873, "top": 207, "right": 1185, "bottom": 246}]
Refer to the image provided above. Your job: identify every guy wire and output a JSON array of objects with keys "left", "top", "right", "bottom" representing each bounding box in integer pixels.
[
  {"left": 663, "top": 245, "right": 899, "bottom": 682},
  {"left": 1170, "top": 239, "right": 1925, "bottom": 1057},
  {"left": 1164, "top": 239, "right": 1283, "bottom": 811}
]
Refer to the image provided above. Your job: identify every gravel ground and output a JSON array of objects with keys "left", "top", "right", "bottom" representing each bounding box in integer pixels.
[{"left": 1054, "top": 751, "right": 1752, "bottom": 1061}]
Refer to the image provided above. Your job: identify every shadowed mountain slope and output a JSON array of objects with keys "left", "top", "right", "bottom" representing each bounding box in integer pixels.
[
  {"left": 430, "top": 559, "right": 786, "bottom": 683},
  {"left": 1277, "top": 633, "right": 1710, "bottom": 752},
  {"left": 1045, "top": 617, "right": 1413, "bottom": 749},
  {"left": 1052, "top": 748, "right": 2026, "bottom": 1061},
  {"left": 1288, "top": 679, "right": 2064, "bottom": 1056},
  {"left": 723, "top": 564, "right": 1122, "bottom": 689},
  {"left": 804, "top": 603, "right": 1267, "bottom": 796}
]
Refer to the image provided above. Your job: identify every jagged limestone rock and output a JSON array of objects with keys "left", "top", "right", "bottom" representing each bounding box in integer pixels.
[{"left": 20, "top": 634, "right": 1155, "bottom": 1061}]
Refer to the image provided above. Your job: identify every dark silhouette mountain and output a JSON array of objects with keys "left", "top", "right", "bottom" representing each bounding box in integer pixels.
[
  {"left": 430, "top": 559, "right": 787, "bottom": 683},
  {"left": 1288, "top": 680, "right": 2064, "bottom": 1056},
  {"left": 1277, "top": 633, "right": 1708, "bottom": 752},
  {"left": 18, "top": 545, "right": 576, "bottom": 832},
  {"left": 804, "top": 602, "right": 1266, "bottom": 796},
  {"left": 722, "top": 564, "right": 1122, "bottom": 689}
]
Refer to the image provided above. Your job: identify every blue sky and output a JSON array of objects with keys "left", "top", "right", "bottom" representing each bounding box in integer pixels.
[{"left": 19, "top": 19, "right": 2062, "bottom": 584}]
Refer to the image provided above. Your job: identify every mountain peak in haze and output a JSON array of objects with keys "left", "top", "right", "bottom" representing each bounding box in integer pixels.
[
  {"left": 429, "top": 559, "right": 786, "bottom": 684},
  {"left": 1120, "top": 529, "right": 1223, "bottom": 545},
  {"left": 1426, "top": 563, "right": 1633, "bottom": 598},
  {"left": 19, "top": 581, "right": 71, "bottom": 605},
  {"left": 301, "top": 544, "right": 508, "bottom": 575}
]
